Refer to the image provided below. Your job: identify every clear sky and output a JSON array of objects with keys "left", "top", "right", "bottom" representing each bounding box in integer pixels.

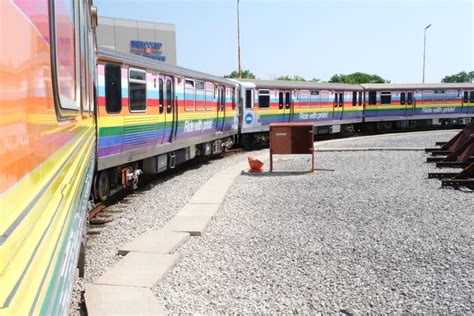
[{"left": 94, "top": 0, "right": 473, "bottom": 83}]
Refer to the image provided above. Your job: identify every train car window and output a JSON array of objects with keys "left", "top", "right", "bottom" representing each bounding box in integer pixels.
[
  {"left": 434, "top": 90, "right": 445, "bottom": 104},
  {"left": 339, "top": 93, "right": 344, "bottom": 107},
  {"left": 258, "top": 90, "right": 270, "bottom": 108},
  {"left": 129, "top": 68, "right": 147, "bottom": 112},
  {"left": 368, "top": 91, "right": 377, "bottom": 105},
  {"left": 299, "top": 90, "right": 310, "bottom": 108},
  {"left": 334, "top": 93, "right": 338, "bottom": 107},
  {"left": 278, "top": 92, "right": 284, "bottom": 109},
  {"left": 407, "top": 92, "right": 413, "bottom": 105},
  {"left": 184, "top": 79, "right": 195, "bottom": 111},
  {"left": 320, "top": 92, "right": 329, "bottom": 106},
  {"left": 159, "top": 79, "right": 164, "bottom": 113},
  {"left": 400, "top": 92, "right": 406, "bottom": 105},
  {"left": 105, "top": 64, "right": 122, "bottom": 113},
  {"left": 422, "top": 90, "right": 434, "bottom": 103},
  {"left": 352, "top": 91, "right": 357, "bottom": 106},
  {"left": 205, "top": 82, "right": 215, "bottom": 111},
  {"left": 358, "top": 91, "right": 363, "bottom": 106},
  {"left": 310, "top": 90, "right": 319, "bottom": 108},
  {"left": 380, "top": 91, "right": 391, "bottom": 105},
  {"left": 463, "top": 91, "right": 469, "bottom": 103},
  {"left": 53, "top": 0, "right": 79, "bottom": 110},
  {"left": 166, "top": 79, "right": 172, "bottom": 113},
  {"left": 231, "top": 88, "right": 236, "bottom": 110},
  {"left": 245, "top": 90, "right": 252, "bottom": 109},
  {"left": 195, "top": 81, "right": 205, "bottom": 111},
  {"left": 285, "top": 92, "right": 291, "bottom": 109},
  {"left": 470, "top": 91, "right": 474, "bottom": 103}
]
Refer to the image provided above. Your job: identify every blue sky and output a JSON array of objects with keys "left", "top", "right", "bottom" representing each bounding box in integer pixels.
[{"left": 95, "top": 0, "right": 473, "bottom": 83}]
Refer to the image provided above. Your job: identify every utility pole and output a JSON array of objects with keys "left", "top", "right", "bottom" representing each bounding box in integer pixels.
[
  {"left": 422, "top": 24, "right": 431, "bottom": 83},
  {"left": 237, "top": 0, "right": 241, "bottom": 78}
]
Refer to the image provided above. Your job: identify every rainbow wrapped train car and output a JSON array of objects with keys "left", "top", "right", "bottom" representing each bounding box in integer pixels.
[
  {"left": 93, "top": 49, "right": 239, "bottom": 201},
  {"left": 0, "top": 0, "right": 96, "bottom": 314}
]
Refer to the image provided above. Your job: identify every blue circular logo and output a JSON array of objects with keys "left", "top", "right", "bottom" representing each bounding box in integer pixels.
[{"left": 245, "top": 113, "right": 253, "bottom": 124}]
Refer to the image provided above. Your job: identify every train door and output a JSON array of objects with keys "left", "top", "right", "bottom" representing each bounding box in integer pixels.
[
  {"left": 282, "top": 91, "right": 292, "bottom": 122},
  {"left": 402, "top": 91, "right": 415, "bottom": 116},
  {"left": 333, "top": 92, "right": 344, "bottom": 120},
  {"left": 161, "top": 75, "right": 176, "bottom": 143},
  {"left": 216, "top": 86, "right": 225, "bottom": 131},
  {"left": 464, "top": 90, "right": 474, "bottom": 114}
]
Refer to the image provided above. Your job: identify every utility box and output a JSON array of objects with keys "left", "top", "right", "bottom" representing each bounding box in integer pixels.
[{"left": 269, "top": 122, "right": 314, "bottom": 172}]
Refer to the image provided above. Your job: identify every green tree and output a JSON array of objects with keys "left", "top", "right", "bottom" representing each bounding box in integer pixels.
[
  {"left": 329, "top": 72, "right": 388, "bottom": 84},
  {"left": 224, "top": 69, "right": 256, "bottom": 79},
  {"left": 441, "top": 71, "right": 473, "bottom": 83},
  {"left": 276, "top": 75, "right": 306, "bottom": 81}
]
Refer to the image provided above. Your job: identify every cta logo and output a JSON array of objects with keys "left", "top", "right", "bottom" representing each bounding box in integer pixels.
[{"left": 245, "top": 113, "right": 253, "bottom": 124}]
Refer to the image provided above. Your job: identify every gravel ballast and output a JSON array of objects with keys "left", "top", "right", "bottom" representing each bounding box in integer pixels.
[{"left": 153, "top": 130, "right": 472, "bottom": 314}]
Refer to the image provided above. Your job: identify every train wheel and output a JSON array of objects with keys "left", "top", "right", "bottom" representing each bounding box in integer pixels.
[{"left": 94, "top": 171, "right": 110, "bottom": 202}]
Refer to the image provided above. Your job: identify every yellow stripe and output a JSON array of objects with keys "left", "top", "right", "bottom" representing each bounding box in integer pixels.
[{"left": 0, "top": 119, "right": 94, "bottom": 313}]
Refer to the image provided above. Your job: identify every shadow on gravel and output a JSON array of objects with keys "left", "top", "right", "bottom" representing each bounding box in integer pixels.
[{"left": 242, "top": 168, "right": 335, "bottom": 177}]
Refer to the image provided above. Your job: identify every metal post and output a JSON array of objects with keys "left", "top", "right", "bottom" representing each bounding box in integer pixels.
[
  {"left": 237, "top": 0, "right": 241, "bottom": 78},
  {"left": 422, "top": 24, "right": 431, "bottom": 83}
]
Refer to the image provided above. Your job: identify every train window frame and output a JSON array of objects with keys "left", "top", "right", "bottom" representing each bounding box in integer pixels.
[
  {"left": 166, "top": 79, "right": 173, "bottom": 114},
  {"left": 195, "top": 80, "right": 205, "bottom": 111},
  {"left": 159, "top": 79, "right": 164, "bottom": 114},
  {"left": 334, "top": 92, "right": 338, "bottom": 107},
  {"left": 358, "top": 91, "right": 363, "bottom": 106},
  {"left": 285, "top": 91, "right": 291, "bottom": 109},
  {"left": 400, "top": 92, "right": 406, "bottom": 105},
  {"left": 368, "top": 91, "right": 377, "bottom": 105},
  {"left": 245, "top": 89, "right": 253, "bottom": 109},
  {"left": 299, "top": 90, "right": 310, "bottom": 108},
  {"left": 128, "top": 68, "right": 147, "bottom": 113},
  {"left": 184, "top": 79, "right": 196, "bottom": 112},
  {"left": 470, "top": 91, "right": 474, "bottom": 103},
  {"left": 104, "top": 63, "right": 122, "bottom": 114},
  {"left": 407, "top": 92, "right": 413, "bottom": 105},
  {"left": 205, "top": 82, "right": 215, "bottom": 111},
  {"left": 310, "top": 90, "right": 320, "bottom": 108},
  {"left": 422, "top": 90, "right": 434, "bottom": 104},
  {"left": 380, "top": 91, "right": 391, "bottom": 105},
  {"left": 434, "top": 90, "right": 445, "bottom": 104},
  {"left": 50, "top": 0, "right": 81, "bottom": 116},
  {"left": 352, "top": 91, "right": 357, "bottom": 106},
  {"left": 278, "top": 92, "right": 284, "bottom": 109},
  {"left": 258, "top": 90, "right": 270, "bottom": 109}
]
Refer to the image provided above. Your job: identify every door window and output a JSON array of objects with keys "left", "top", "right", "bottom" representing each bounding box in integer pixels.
[
  {"left": 278, "top": 92, "right": 284, "bottom": 109},
  {"left": 166, "top": 79, "right": 172, "bottom": 114},
  {"left": 105, "top": 64, "right": 122, "bottom": 113},
  {"left": 400, "top": 92, "right": 406, "bottom": 105},
  {"left": 368, "top": 91, "right": 377, "bottom": 105},
  {"left": 339, "top": 93, "right": 343, "bottom": 107},
  {"left": 159, "top": 79, "right": 164, "bottom": 113},
  {"left": 258, "top": 90, "right": 270, "bottom": 108},
  {"left": 470, "top": 91, "right": 474, "bottom": 103},
  {"left": 245, "top": 90, "right": 252, "bottom": 109},
  {"left": 129, "top": 68, "right": 147, "bottom": 112},
  {"left": 285, "top": 92, "right": 291, "bottom": 109},
  {"left": 407, "top": 92, "right": 413, "bottom": 105},
  {"left": 352, "top": 91, "right": 357, "bottom": 106}
]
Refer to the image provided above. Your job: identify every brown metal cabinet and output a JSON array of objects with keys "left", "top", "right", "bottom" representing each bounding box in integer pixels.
[{"left": 269, "top": 122, "right": 314, "bottom": 172}]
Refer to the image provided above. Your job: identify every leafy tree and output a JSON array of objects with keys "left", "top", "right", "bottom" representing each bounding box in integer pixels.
[
  {"left": 441, "top": 71, "right": 473, "bottom": 83},
  {"left": 329, "top": 72, "right": 388, "bottom": 84},
  {"left": 224, "top": 69, "right": 256, "bottom": 79},
  {"left": 276, "top": 75, "right": 307, "bottom": 81}
]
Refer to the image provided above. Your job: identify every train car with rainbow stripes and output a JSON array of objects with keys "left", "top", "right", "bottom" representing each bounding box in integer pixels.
[
  {"left": 238, "top": 79, "right": 364, "bottom": 144},
  {"left": 0, "top": 0, "right": 97, "bottom": 314},
  {"left": 361, "top": 83, "right": 474, "bottom": 125},
  {"left": 94, "top": 49, "right": 239, "bottom": 201},
  {"left": 237, "top": 79, "right": 474, "bottom": 144}
]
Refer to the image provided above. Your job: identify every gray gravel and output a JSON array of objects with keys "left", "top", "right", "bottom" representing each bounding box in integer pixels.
[
  {"left": 316, "top": 130, "right": 459, "bottom": 149},
  {"left": 69, "top": 149, "right": 266, "bottom": 315},
  {"left": 154, "top": 131, "right": 473, "bottom": 314}
]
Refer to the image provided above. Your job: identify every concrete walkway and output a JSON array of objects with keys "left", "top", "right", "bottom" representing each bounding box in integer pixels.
[{"left": 84, "top": 159, "right": 255, "bottom": 315}]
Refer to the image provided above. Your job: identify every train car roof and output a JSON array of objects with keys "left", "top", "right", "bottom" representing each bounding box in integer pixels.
[
  {"left": 98, "top": 48, "right": 237, "bottom": 86},
  {"left": 237, "top": 79, "right": 363, "bottom": 91},
  {"left": 361, "top": 83, "right": 474, "bottom": 90}
]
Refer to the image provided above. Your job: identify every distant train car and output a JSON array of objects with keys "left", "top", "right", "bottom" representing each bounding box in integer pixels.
[
  {"left": 0, "top": 0, "right": 97, "bottom": 314},
  {"left": 94, "top": 49, "right": 239, "bottom": 201},
  {"left": 361, "top": 83, "right": 474, "bottom": 126},
  {"left": 237, "top": 79, "right": 363, "bottom": 144}
]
